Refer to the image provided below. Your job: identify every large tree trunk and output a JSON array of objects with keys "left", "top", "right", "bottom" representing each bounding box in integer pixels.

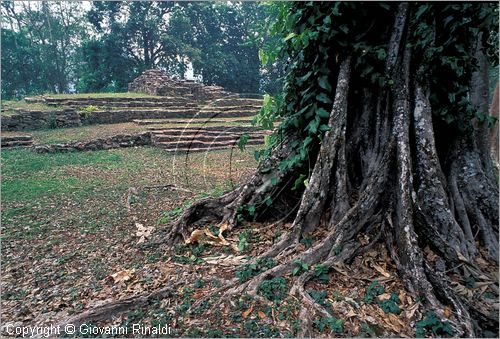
[
  {"left": 163, "top": 2, "right": 498, "bottom": 337},
  {"left": 490, "top": 80, "right": 499, "bottom": 163}
]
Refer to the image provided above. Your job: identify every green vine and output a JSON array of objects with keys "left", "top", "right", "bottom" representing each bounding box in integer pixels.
[{"left": 253, "top": 2, "right": 498, "bottom": 208}]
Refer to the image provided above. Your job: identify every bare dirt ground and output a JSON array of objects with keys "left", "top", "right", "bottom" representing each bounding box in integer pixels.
[{"left": 2, "top": 135, "right": 497, "bottom": 338}]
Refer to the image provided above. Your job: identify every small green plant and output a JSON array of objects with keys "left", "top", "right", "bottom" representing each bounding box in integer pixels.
[
  {"left": 292, "top": 259, "right": 309, "bottom": 276},
  {"left": 238, "top": 133, "right": 250, "bottom": 151},
  {"left": 208, "top": 224, "right": 219, "bottom": 235},
  {"left": 79, "top": 105, "right": 99, "bottom": 119},
  {"left": 194, "top": 278, "right": 205, "bottom": 289},
  {"left": 378, "top": 293, "right": 401, "bottom": 314},
  {"left": 157, "top": 206, "right": 184, "bottom": 224},
  {"left": 364, "top": 281, "right": 385, "bottom": 303},
  {"left": 258, "top": 277, "right": 288, "bottom": 302},
  {"left": 238, "top": 230, "right": 250, "bottom": 252},
  {"left": 46, "top": 112, "right": 57, "bottom": 129},
  {"left": 173, "top": 243, "right": 188, "bottom": 255},
  {"left": 416, "top": 311, "right": 454, "bottom": 337},
  {"left": 173, "top": 243, "right": 205, "bottom": 264},
  {"left": 307, "top": 289, "right": 332, "bottom": 313},
  {"left": 314, "top": 316, "right": 344, "bottom": 334},
  {"left": 247, "top": 204, "right": 256, "bottom": 217},
  {"left": 359, "top": 323, "right": 376, "bottom": 337},
  {"left": 236, "top": 264, "right": 258, "bottom": 282},
  {"left": 464, "top": 275, "right": 476, "bottom": 288},
  {"left": 191, "top": 244, "right": 205, "bottom": 258},
  {"left": 313, "top": 264, "right": 330, "bottom": 284},
  {"left": 235, "top": 257, "right": 276, "bottom": 282},
  {"left": 300, "top": 236, "right": 314, "bottom": 248}
]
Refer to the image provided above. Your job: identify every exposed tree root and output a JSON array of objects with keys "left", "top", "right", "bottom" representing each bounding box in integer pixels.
[
  {"left": 161, "top": 2, "right": 498, "bottom": 336},
  {"left": 54, "top": 285, "right": 177, "bottom": 331}
]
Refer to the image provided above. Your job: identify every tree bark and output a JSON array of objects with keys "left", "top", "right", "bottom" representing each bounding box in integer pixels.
[{"left": 162, "top": 3, "right": 498, "bottom": 336}]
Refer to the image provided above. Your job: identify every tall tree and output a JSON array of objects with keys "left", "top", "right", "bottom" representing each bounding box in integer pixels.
[
  {"left": 1, "top": 1, "right": 85, "bottom": 98},
  {"left": 166, "top": 2, "right": 499, "bottom": 336},
  {"left": 171, "top": 2, "right": 266, "bottom": 93}
]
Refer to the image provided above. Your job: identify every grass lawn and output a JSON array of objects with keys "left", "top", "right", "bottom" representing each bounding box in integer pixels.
[
  {"left": 0, "top": 141, "right": 424, "bottom": 338},
  {"left": 1, "top": 146, "right": 258, "bottom": 330},
  {"left": 1, "top": 120, "right": 260, "bottom": 145},
  {"left": 1, "top": 100, "right": 57, "bottom": 115}
]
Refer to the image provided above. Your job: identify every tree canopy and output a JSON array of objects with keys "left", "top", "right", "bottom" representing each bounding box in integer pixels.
[{"left": 1, "top": 1, "right": 284, "bottom": 98}]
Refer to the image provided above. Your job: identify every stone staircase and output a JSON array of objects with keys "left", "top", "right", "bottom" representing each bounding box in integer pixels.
[
  {"left": 149, "top": 126, "right": 270, "bottom": 153},
  {"left": 10, "top": 94, "right": 264, "bottom": 130},
  {"left": 1, "top": 135, "right": 33, "bottom": 148},
  {"left": 26, "top": 96, "right": 198, "bottom": 108},
  {"left": 132, "top": 118, "right": 254, "bottom": 125}
]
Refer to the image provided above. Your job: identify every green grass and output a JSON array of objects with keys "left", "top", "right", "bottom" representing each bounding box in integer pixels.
[
  {"left": 0, "top": 143, "right": 259, "bottom": 329},
  {"left": 26, "top": 121, "right": 261, "bottom": 145},
  {"left": 1, "top": 148, "right": 123, "bottom": 176},
  {"left": 0, "top": 146, "right": 183, "bottom": 242},
  {"left": 1, "top": 149, "right": 125, "bottom": 202},
  {"left": 29, "top": 124, "right": 146, "bottom": 145},
  {"left": 1, "top": 100, "right": 56, "bottom": 115}
]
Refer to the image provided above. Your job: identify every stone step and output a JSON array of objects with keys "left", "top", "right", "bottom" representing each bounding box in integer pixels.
[
  {"left": 132, "top": 118, "right": 254, "bottom": 125},
  {"left": 150, "top": 129, "right": 263, "bottom": 138},
  {"left": 161, "top": 144, "right": 257, "bottom": 153},
  {"left": 1, "top": 140, "right": 33, "bottom": 148},
  {"left": 36, "top": 96, "right": 191, "bottom": 103},
  {"left": 1, "top": 135, "right": 33, "bottom": 142},
  {"left": 149, "top": 126, "right": 262, "bottom": 134},
  {"left": 1, "top": 135, "right": 34, "bottom": 148},
  {"left": 84, "top": 108, "right": 256, "bottom": 122},
  {"left": 152, "top": 131, "right": 267, "bottom": 143},
  {"left": 208, "top": 98, "right": 263, "bottom": 106},
  {"left": 47, "top": 101, "right": 199, "bottom": 108},
  {"left": 198, "top": 105, "right": 261, "bottom": 112},
  {"left": 155, "top": 137, "right": 264, "bottom": 151}
]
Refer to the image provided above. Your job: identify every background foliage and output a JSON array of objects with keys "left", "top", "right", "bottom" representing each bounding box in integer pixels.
[{"left": 1, "top": 1, "right": 285, "bottom": 98}]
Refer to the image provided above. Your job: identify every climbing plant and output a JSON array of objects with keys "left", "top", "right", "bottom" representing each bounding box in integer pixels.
[{"left": 167, "top": 2, "right": 498, "bottom": 337}]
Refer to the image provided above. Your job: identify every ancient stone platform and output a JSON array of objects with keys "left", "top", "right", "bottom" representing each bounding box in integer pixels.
[
  {"left": 128, "top": 69, "right": 228, "bottom": 102},
  {"left": 1, "top": 135, "right": 33, "bottom": 148},
  {"left": 149, "top": 126, "right": 270, "bottom": 153}
]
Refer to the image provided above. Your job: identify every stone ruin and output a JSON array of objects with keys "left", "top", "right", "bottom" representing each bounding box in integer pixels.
[{"left": 128, "top": 69, "right": 228, "bottom": 102}]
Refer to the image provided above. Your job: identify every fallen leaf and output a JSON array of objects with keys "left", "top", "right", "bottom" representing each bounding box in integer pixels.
[
  {"left": 405, "top": 302, "right": 420, "bottom": 319},
  {"left": 372, "top": 263, "right": 391, "bottom": 278},
  {"left": 345, "top": 309, "right": 357, "bottom": 318},
  {"left": 257, "top": 310, "right": 266, "bottom": 319},
  {"left": 186, "top": 228, "right": 231, "bottom": 247},
  {"left": 377, "top": 293, "right": 392, "bottom": 301},
  {"left": 443, "top": 306, "right": 452, "bottom": 318},
  {"left": 385, "top": 313, "right": 405, "bottom": 333},
  {"left": 242, "top": 305, "right": 253, "bottom": 319},
  {"left": 135, "top": 223, "right": 153, "bottom": 244},
  {"left": 456, "top": 251, "right": 470, "bottom": 263},
  {"left": 424, "top": 246, "right": 438, "bottom": 262},
  {"left": 110, "top": 269, "right": 135, "bottom": 283},
  {"left": 452, "top": 282, "right": 474, "bottom": 299},
  {"left": 204, "top": 254, "right": 247, "bottom": 266},
  {"left": 186, "top": 229, "right": 205, "bottom": 244},
  {"left": 357, "top": 233, "right": 370, "bottom": 246},
  {"left": 219, "top": 222, "right": 230, "bottom": 235}
]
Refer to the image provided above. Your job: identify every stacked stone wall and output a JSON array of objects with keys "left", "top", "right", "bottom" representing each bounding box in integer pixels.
[
  {"left": 1, "top": 109, "right": 81, "bottom": 131},
  {"left": 33, "top": 133, "right": 152, "bottom": 153},
  {"left": 128, "top": 69, "right": 228, "bottom": 102}
]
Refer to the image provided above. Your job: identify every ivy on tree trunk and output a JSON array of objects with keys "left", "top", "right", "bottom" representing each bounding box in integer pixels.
[{"left": 166, "top": 2, "right": 499, "bottom": 336}]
